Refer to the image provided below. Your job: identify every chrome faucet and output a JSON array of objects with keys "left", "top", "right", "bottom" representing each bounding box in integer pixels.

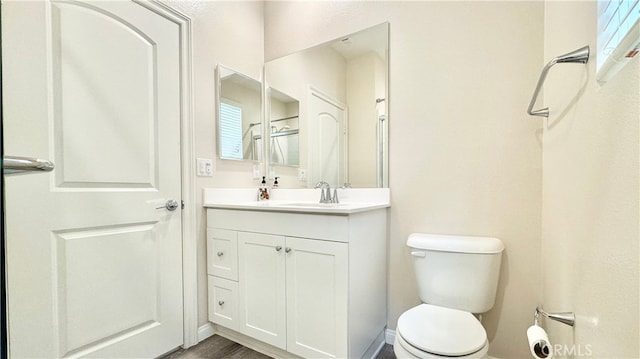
[
  {"left": 314, "top": 181, "right": 329, "bottom": 189},
  {"left": 314, "top": 181, "right": 338, "bottom": 204}
]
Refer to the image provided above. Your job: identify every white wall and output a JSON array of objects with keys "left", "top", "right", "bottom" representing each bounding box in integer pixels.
[
  {"left": 265, "top": 2, "right": 544, "bottom": 358},
  {"left": 542, "top": 2, "right": 639, "bottom": 358},
  {"left": 163, "top": 0, "right": 265, "bottom": 328}
]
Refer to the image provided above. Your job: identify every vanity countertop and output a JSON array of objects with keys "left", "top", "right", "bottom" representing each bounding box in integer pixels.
[{"left": 203, "top": 188, "right": 390, "bottom": 215}]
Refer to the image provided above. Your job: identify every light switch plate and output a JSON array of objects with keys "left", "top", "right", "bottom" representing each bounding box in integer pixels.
[
  {"left": 252, "top": 164, "right": 261, "bottom": 180},
  {"left": 197, "top": 158, "right": 213, "bottom": 177}
]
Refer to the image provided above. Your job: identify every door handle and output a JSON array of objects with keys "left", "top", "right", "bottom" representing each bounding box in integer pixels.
[
  {"left": 156, "top": 199, "right": 179, "bottom": 211},
  {"left": 3, "top": 156, "right": 54, "bottom": 175}
]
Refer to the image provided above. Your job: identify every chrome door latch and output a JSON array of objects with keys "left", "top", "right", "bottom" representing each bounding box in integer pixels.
[{"left": 157, "top": 199, "right": 179, "bottom": 211}]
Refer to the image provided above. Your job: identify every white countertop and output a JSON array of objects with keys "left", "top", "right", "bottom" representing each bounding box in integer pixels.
[{"left": 203, "top": 188, "right": 390, "bottom": 214}]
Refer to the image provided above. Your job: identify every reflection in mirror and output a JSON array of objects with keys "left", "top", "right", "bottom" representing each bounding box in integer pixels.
[
  {"left": 265, "top": 22, "right": 388, "bottom": 188},
  {"left": 216, "top": 65, "right": 262, "bottom": 161},
  {"left": 269, "top": 88, "right": 299, "bottom": 167}
]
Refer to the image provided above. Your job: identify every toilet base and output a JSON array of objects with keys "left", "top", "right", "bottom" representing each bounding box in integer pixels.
[{"left": 393, "top": 330, "right": 489, "bottom": 359}]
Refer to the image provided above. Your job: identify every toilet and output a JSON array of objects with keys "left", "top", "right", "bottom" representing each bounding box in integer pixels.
[{"left": 394, "top": 233, "right": 504, "bottom": 359}]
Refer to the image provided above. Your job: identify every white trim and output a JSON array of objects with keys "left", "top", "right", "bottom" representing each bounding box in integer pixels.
[
  {"left": 215, "top": 326, "right": 301, "bottom": 359},
  {"left": 197, "top": 323, "right": 216, "bottom": 343},
  {"left": 308, "top": 86, "right": 347, "bottom": 111},
  {"left": 385, "top": 328, "right": 396, "bottom": 345},
  {"left": 363, "top": 329, "right": 387, "bottom": 359},
  {"left": 134, "top": 0, "right": 198, "bottom": 349}
]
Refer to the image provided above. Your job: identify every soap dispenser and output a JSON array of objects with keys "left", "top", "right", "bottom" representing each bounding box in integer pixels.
[{"left": 258, "top": 176, "right": 270, "bottom": 201}]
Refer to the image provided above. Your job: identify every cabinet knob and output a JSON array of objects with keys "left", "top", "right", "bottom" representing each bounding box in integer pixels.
[
  {"left": 218, "top": 300, "right": 225, "bottom": 306},
  {"left": 275, "top": 246, "right": 282, "bottom": 252},
  {"left": 285, "top": 247, "right": 292, "bottom": 253},
  {"left": 217, "top": 251, "right": 224, "bottom": 257}
]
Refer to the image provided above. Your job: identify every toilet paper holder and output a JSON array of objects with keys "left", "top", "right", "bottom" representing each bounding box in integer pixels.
[{"left": 535, "top": 306, "right": 575, "bottom": 327}]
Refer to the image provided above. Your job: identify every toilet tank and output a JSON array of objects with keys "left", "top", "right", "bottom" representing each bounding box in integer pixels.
[{"left": 407, "top": 233, "right": 504, "bottom": 313}]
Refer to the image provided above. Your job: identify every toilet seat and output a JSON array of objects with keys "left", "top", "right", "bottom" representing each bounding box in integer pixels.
[
  {"left": 396, "top": 304, "right": 487, "bottom": 357},
  {"left": 394, "top": 332, "right": 488, "bottom": 359}
]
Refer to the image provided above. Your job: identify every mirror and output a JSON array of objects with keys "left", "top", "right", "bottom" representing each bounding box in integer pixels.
[
  {"left": 269, "top": 88, "right": 300, "bottom": 167},
  {"left": 216, "top": 65, "right": 263, "bottom": 161},
  {"left": 265, "top": 22, "right": 388, "bottom": 188}
]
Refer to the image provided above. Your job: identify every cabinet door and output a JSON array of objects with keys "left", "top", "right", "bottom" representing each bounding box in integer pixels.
[
  {"left": 207, "top": 228, "right": 238, "bottom": 280},
  {"left": 238, "top": 232, "right": 286, "bottom": 349},
  {"left": 285, "top": 237, "right": 348, "bottom": 358}
]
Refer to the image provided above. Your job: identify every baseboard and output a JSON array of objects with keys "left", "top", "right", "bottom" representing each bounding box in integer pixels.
[
  {"left": 197, "top": 322, "right": 216, "bottom": 343},
  {"left": 214, "top": 326, "right": 301, "bottom": 359},
  {"left": 363, "top": 329, "right": 387, "bottom": 359},
  {"left": 385, "top": 328, "right": 396, "bottom": 345}
]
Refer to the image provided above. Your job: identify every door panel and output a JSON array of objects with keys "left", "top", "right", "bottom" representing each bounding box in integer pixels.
[
  {"left": 52, "top": 1, "right": 160, "bottom": 188},
  {"left": 237, "top": 232, "right": 286, "bottom": 349},
  {"left": 3, "top": 1, "right": 183, "bottom": 357},
  {"left": 308, "top": 90, "right": 346, "bottom": 188},
  {"left": 56, "top": 223, "right": 160, "bottom": 354},
  {"left": 285, "top": 237, "right": 348, "bottom": 358},
  {"left": 49, "top": 0, "right": 180, "bottom": 191}
]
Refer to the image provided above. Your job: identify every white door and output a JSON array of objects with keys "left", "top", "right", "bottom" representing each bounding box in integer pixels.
[
  {"left": 308, "top": 89, "right": 347, "bottom": 188},
  {"left": 285, "top": 237, "right": 348, "bottom": 359},
  {"left": 3, "top": 1, "right": 184, "bottom": 358},
  {"left": 237, "top": 232, "right": 286, "bottom": 350}
]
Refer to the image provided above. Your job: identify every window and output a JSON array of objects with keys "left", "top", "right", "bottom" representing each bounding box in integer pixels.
[
  {"left": 597, "top": 0, "right": 640, "bottom": 83},
  {"left": 219, "top": 100, "right": 243, "bottom": 159}
]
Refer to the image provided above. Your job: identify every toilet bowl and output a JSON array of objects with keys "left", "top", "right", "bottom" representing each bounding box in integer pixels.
[
  {"left": 393, "top": 304, "right": 488, "bottom": 359},
  {"left": 395, "top": 233, "right": 504, "bottom": 359}
]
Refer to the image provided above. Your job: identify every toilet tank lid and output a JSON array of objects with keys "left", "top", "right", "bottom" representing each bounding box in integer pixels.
[{"left": 407, "top": 233, "right": 504, "bottom": 254}]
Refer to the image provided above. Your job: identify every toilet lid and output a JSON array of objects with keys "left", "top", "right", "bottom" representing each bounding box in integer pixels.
[{"left": 397, "top": 304, "right": 487, "bottom": 356}]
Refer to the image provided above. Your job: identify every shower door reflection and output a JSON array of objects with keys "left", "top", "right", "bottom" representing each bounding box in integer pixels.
[{"left": 269, "top": 88, "right": 299, "bottom": 167}]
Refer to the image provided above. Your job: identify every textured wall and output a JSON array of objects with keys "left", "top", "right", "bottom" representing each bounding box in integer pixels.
[
  {"left": 542, "top": 2, "right": 639, "bottom": 358},
  {"left": 265, "top": 2, "right": 544, "bottom": 358}
]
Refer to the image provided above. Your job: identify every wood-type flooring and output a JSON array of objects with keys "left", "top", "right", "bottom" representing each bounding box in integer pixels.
[{"left": 164, "top": 335, "right": 396, "bottom": 359}]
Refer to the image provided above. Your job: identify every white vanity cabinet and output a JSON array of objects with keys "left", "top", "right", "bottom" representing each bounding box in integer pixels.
[
  {"left": 238, "top": 232, "right": 348, "bottom": 357},
  {"left": 206, "top": 207, "right": 387, "bottom": 359}
]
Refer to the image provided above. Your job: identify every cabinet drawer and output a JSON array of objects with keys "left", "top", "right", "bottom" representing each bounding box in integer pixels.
[
  {"left": 208, "top": 276, "right": 239, "bottom": 331},
  {"left": 207, "top": 228, "right": 238, "bottom": 280}
]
